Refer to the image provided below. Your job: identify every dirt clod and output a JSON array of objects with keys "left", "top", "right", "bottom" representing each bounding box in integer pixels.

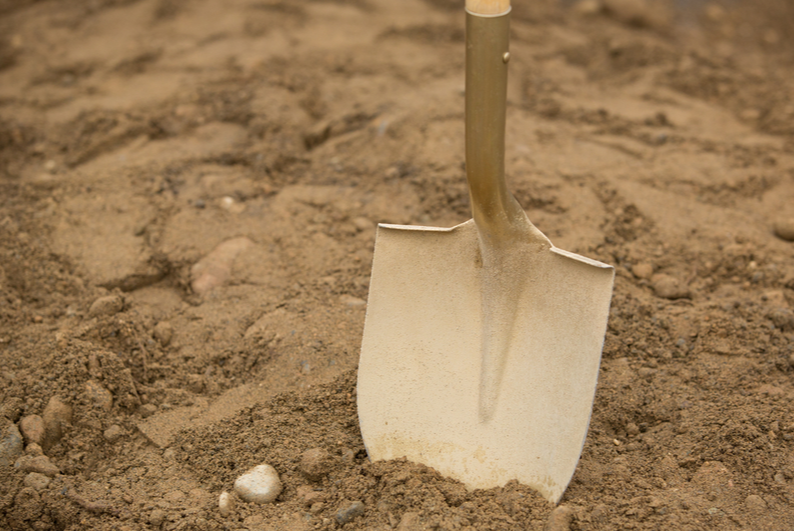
[
  {"left": 88, "top": 294, "right": 124, "bottom": 318},
  {"left": 651, "top": 273, "right": 690, "bottom": 299},
  {"left": 299, "top": 447, "right": 334, "bottom": 482},
  {"left": 22, "top": 472, "right": 51, "bottom": 490},
  {"left": 15, "top": 454, "right": 60, "bottom": 477},
  {"left": 19, "top": 415, "right": 44, "bottom": 446}
]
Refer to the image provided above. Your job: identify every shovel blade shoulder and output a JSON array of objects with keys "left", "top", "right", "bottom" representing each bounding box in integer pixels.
[{"left": 358, "top": 220, "right": 613, "bottom": 503}]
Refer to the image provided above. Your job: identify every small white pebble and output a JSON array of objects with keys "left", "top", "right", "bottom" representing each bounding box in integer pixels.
[
  {"left": 218, "top": 490, "right": 235, "bottom": 517},
  {"left": 233, "top": 464, "right": 282, "bottom": 504}
]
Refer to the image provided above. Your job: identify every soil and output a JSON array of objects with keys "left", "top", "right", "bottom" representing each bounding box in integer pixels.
[{"left": 0, "top": 0, "right": 793, "bottom": 530}]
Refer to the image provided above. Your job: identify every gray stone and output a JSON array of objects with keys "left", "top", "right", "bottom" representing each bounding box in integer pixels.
[
  {"left": 336, "top": 500, "right": 365, "bottom": 525},
  {"left": 0, "top": 422, "right": 24, "bottom": 467}
]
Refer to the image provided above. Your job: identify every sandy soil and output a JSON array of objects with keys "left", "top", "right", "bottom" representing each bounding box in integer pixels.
[{"left": 0, "top": 0, "right": 793, "bottom": 529}]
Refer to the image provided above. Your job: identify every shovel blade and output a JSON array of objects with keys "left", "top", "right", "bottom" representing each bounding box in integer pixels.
[{"left": 357, "top": 220, "right": 614, "bottom": 503}]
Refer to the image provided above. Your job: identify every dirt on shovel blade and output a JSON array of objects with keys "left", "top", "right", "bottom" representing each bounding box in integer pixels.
[{"left": 0, "top": 0, "right": 792, "bottom": 530}]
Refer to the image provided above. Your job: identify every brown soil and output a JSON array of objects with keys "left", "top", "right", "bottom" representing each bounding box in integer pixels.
[{"left": 0, "top": 0, "right": 792, "bottom": 530}]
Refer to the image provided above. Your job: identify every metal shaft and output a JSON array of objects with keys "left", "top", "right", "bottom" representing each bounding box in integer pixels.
[{"left": 465, "top": 10, "right": 527, "bottom": 248}]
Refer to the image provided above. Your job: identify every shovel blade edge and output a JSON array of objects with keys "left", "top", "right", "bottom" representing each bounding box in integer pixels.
[{"left": 357, "top": 220, "right": 614, "bottom": 503}]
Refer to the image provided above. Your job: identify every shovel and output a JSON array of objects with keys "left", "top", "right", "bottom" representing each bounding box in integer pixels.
[{"left": 357, "top": 0, "right": 614, "bottom": 504}]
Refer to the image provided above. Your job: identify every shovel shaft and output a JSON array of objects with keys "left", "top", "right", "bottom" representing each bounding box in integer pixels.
[{"left": 465, "top": 10, "right": 527, "bottom": 248}]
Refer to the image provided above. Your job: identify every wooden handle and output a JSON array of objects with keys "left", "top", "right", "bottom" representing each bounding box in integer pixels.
[{"left": 466, "top": 0, "right": 510, "bottom": 15}]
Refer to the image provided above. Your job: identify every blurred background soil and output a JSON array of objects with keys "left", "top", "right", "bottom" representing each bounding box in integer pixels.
[{"left": 0, "top": 0, "right": 792, "bottom": 529}]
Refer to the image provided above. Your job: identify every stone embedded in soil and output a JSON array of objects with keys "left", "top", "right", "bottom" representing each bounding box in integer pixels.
[
  {"left": 299, "top": 447, "right": 333, "bottom": 481},
  {"left": 233, "top": 464, "right": 283, "bottom": 504},
  {"left": 545, "top": 505, "right": 576, "bottom": 531},
  {"left": 335, "top": 500, "right": 365, "bottom": 525},
  {"left": 0, "top": 422, "right": 24, "bottom": 467},
  {"left": 23, "top": 472, "right": 51, "bottom": 490},
  {"left": 15, "top": 454, "right": 60, "bottom": 477},
  {"left": 88, "top": 294, "right": 124, "bottom": 318},
  {"left": 42, "top": 396, "right": 72, "bottom": 451},
  {"left": 218, "top": 490, "right": 236, "bottom": 517},
  {"left": 84, "top": 380, "right": 114, "bottom": 412},
  {"left": 651, "top": 273, "right": 690, "bottom": 299},
  {"left": 19, "top": 415, "right": 45, "bottom": 446},
  {"left": 191, "top": 236, "right": 254, "bottom": 294},
  {"left": 773, "top": 217, "right": 794, "bottom": 241},
  {"left": 153, "top": 321, "right": 173, "bottom": 347}
]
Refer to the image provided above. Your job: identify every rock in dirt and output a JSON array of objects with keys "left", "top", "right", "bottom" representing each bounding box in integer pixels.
[
  {"left": 42, "top": 396, "right": 72, "bottom": 451},
  {"left": 218, "top": 491, "right": 236, "bottom": 517},
  {"left": 651, "top": 274, "right": 690, "bottom": 299},
  {"left": 191, "top": 237, "right": 253, "bottom": 294},
  {"left": 84, "top": 380, "right": 113, "bottom": 412},
  {"left": 299, "top": 447, "right": 333, "bottom": 481},
  {"left": 545, "top": 505, "right": 576, "bottom": 531},
  {"left": 234, "top": 464, "right": 282, "bottom": 504},
  {"left": 23, "top": 472, "right": 51, "bottom": 490},
  {"left": 336, "top": 500, "right": 365, "bottom": 525},
  {"left": 19, "top": 415, "right": 45, "bottom": 446},
  {"left": 15, "top": 454, "right": 60, "bottom": 477},
  {"left": 773, "top": 217, "right": 793, "bottom": 241},
  {"left": 88, "top": 294, "right": 124, "bottom": 318},
  {"left": 0, "top": 422, "right": 24, "bottom": 467}
]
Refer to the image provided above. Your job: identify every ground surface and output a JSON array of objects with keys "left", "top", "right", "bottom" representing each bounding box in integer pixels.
[{"left": 0, "top": 0, "right": 793, "bottom": 530}]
